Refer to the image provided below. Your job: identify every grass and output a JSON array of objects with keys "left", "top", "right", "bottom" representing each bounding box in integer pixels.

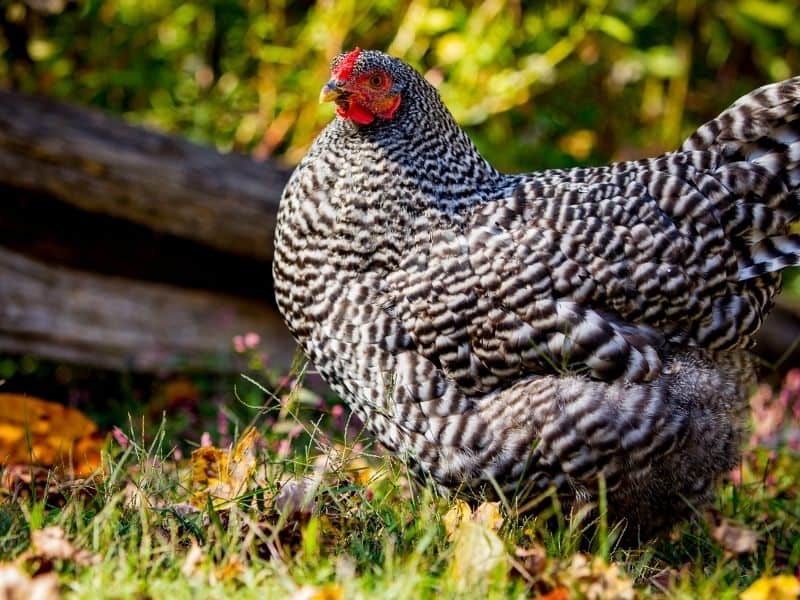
[{"left": 1, "top": 361, "right": 800, "bottom": 599}]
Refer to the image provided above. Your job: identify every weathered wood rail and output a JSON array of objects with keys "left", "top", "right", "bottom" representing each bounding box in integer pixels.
[
  {"left": 0, "top": 89, "right": 295, "bottom": 373},
  {"left": 0, "top": 249, "right": 295, "bottom": 372},
  {"left": 0, "top": 89, "right": 290, "bottom": 260}
]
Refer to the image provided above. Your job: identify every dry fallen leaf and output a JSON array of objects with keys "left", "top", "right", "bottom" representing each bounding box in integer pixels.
[
  {"left": 707, "top": 510, "right": 759, "bottom": 556},
  {"left": 474, "top": 501, "right": 504, "bottom": 531},
  {"left": 18, "top": 526, "right": 98, "bottom": 568},
  {"left": 649, "top": 563, "right": 690, "bottom": 592},
  {"left": 190, "top": 426, "right": 262, "bottom": 508},
  {"left": 1, "top": 465, "right": 72, "bottom": 501},
  {"left": 210, "top": 555, "right": 245, "bottom": 584},
  {"left": 31, "top": 527, "right": 93, "bottom": 565},
  {"left": 0, "top": 394, "right": 103, "bottom": 477},
  {"left": 443, "top": 499, "right": 472, "bottom": 541},
  {"left": 311, "top": 444, "right": 379, "bottom": 487},
  {"left": 513, "top": 543, "right": 548, "bottom": 582},
  {"left": 445, "top": 500, "right": 509, "bottom": 589},
  {"left": 449, "top": 520, "right": 508, "bottom": 590},
  {"left": 539, "top": 588, "right": 570, "bottom": 600},
  {"left": 0, "top": 563, "right": 59, "bottom": 600},
  {"left": 180, "top": 541, "right": 204, "bottom": 578},
  {"left": 443, "top": 500, "right": 503, "bottom": 541},
  {"left": 275, "top": 478, "right": 317, "bottom": 516},
  {"left": 342, "top": 455, "right": 376, "bottom": 486},
  {"left": 557, "top": 553, "right": 637, "bottom": 600},
  {"left": 740, "top": 574, "right": 800, "bottom": 600}
]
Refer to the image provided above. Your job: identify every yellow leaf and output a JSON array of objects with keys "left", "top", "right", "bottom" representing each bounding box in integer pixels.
[
  {"left": 474, "top": 501, "right": 504, "bottom": 531},
  {"left": 190, "top": 426, "right": 262, "bottom": 508},
  {"left": 0, "top": 394, "right": 103, "bottom": 476},
  {"left": 444, "top": 500, "right": 503, "bottom": 541},
  {"left": 741, "top": 575, "right": 800, "bottom": 600},
  {"left": 443, "top": 499, "right": 472, "bottom": 540},
  {"left": 449, "top": 521, "right": 508, "bottom": 590}
]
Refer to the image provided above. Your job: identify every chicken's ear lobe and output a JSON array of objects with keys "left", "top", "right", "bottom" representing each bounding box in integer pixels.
[{"left": 375, "top": 95, "right": 401, "bottom": 120}]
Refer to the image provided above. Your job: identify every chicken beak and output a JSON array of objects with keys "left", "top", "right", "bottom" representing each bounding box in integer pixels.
[{"left": 319, "top": 80, "right": 341, "bottom": 103}]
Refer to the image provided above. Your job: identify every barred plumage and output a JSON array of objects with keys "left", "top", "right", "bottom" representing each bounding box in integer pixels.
[{"left": 273, "top": 49, "right": 800, "bottom": 538}]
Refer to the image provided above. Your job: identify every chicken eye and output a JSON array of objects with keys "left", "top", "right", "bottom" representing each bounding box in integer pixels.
[{"left": 369, "top": 73, "right": 385, "bottom": 87}]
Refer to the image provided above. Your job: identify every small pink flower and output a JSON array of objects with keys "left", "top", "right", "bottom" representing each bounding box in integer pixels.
[
  {"left": 200, "top": 432, "right": 212, "bottom": 447},
  {"left": 112, "top": 426, "right": 129, "bottom": 449},
  {"left": 217, "top": 408, "right": 229, "bottom": 436},
  {"left": 277, "top": 439, "right": 291, "bottom": 457},
  {"left": 331, "top": 404, "right": 344, "bottom": 417},
  {"left": 233, "top": 335, "right": 246, "bottom": 353},
  {"left": 352, "top": 442, "right": 364, "bottom": 454},
  {"left": 173, "top": 448, "right": 183, "bottom": 461},
  {"left": 244, "top": 332, "right": 261, "bottom": 349}
]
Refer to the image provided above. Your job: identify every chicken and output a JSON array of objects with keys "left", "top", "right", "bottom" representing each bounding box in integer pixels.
[{"left": 273, "top": 48, "right": 800, "bottom": 538}]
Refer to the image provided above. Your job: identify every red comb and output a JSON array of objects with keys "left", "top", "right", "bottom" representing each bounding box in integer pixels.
[{"left": 332, "top": 47, "right": 361, "bottom": 81}]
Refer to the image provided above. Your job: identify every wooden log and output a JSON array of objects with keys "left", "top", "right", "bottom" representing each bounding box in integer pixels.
[
  {"left": 0, "top": 185, "right": 274, "bottom": 300},
  {"left": 0, "top": 248, "right": 296, "bottom": 373},
  {"left": 0, "top": 89, "right": 291, "bottom": 260}
]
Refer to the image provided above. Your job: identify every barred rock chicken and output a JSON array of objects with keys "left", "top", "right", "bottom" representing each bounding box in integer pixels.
[{"left": 274, "top": 48, "right": 800, "bottom": 537}]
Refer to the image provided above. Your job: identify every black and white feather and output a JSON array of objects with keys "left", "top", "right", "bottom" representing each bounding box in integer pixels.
[{"left": 274, "top": 50, "right": 800, "bottom": 537}]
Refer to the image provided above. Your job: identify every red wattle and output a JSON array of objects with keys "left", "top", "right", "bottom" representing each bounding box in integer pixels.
[{"left": 340, "top": 101, "right": 375, "bottom": 125}]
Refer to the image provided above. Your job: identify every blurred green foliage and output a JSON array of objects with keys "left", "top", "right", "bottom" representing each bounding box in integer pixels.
[{"left": 2, "top": 0, "right": 799, "bottom": 172}]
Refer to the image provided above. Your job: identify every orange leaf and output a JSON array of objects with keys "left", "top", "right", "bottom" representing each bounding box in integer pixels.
[
  {"left": 0, "top": 393, "right": 103, "bottom": 476},
  {"left": 540, "top": 588, "right": 570, "bottom": 600},
  {"left": 190, "top": 426, "right": 262, "bottom": 508},
  {"left": 291, "top": 584, "right": 344, "bottom": 600}
]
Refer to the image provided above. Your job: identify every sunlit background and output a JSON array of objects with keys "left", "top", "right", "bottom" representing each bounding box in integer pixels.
[
  {"left": 1, "top": 0, "right": 799, "bottom": 437},
  {"left": 4, "top": 0, "right": 798, "bottom": 168},
  {"left": 1, "top": 3, "right": 800, "bottom": 596}
]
